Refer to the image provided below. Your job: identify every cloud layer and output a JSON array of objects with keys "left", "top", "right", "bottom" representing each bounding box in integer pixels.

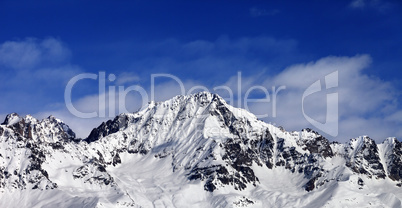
[
  {"left": 0, "top": 38, "right": 81, "bottom": 114},
  {"left": 258, "top": 55, "right": 398, "bottom": 141},
  {"left": 0, "top": 37, "right": 400, "bottom": 143},
  {"left": 39, "top": 54, "right": 400, "bottom": 142},
  {"left": 0, "top": 38, "right": 70, "bottom": 69}
]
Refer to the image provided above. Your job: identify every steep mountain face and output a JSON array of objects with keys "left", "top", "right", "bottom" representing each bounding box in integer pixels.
[
  {"left": 0, "top": 113, "right": 75, "bottom": 190},
  {"left": 0, "top": 114, "right": 135, "bottom": 207},
  {"left": 1, "top": 92, "right": 402, "bottom": 207},
  {"left": 345, "top": 136, "right": 386, "bottom": 179},
  {"left": 83, "top": 93, "right": 332, "bottom": 192},
  {"left": 382, "top": 138, "right": 402, "bottom": 185}
]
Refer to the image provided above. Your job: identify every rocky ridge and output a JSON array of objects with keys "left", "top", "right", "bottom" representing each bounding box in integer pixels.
[{"left": 0, "top": 92, "right": 401, "bottom": 207}]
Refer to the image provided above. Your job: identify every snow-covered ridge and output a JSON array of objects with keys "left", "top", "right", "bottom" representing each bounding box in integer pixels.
[
  {"left": 1, "top": 113, "right": 75, "bottom": 143},
  {"left": 1, "top": 92, "right": 402, "bottom": 207}
]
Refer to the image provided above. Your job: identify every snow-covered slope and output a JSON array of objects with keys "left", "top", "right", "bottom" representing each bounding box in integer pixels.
[{"left": 1, "top": 92, "right": 401, "bottom": 207}]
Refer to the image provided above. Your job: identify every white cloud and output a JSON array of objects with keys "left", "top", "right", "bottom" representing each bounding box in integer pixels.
[
  {"left": 115, "top": 72, "right": 140, "bottom": 85},
  {"left": 0, "top": 38, "right": 76, "bottom": 84},
  {"left": 243, "top": 55, "right": 398, "bottom": 142},
  {"left": 349, "top": 0, "right": 392, "bottom": 12},
  {"left": 0, "top": 38, "right": 81, "bottom": 114},
  {"left": 0, "top": 38, "right": 41, "bottom": 69},
  {"left": 1, "top": 37, "right": 400, "bottom": 143},
  {"left": 0, "top": 38, "right": 70, "bottom": 69},
  {"left": 31, "top": 54, "right": 400, "bottom": 142},
  {"left": 385, "top": 110, "right": 402, "bottom": 123}
]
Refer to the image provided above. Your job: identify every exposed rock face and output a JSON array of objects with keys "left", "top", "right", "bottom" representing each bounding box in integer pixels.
[
  {"left": 0, "top": 114, "right": 75, "bottom": 190},
  {"left": 2, "top": 113, "right": 75, "bottom": 142},
  {"left": 384, "top": 138, "right": 402, "bottom": 182},
  {"left": 72, "top": 163, "right": 115, "bottom": 186},
  {"left": 85, "top": 114, "right": 131, "bottom": 143},
  {"left": 299, "top": 128, "right": 334, "bottom": 158},
  {"left": 344, "top": 136, "right": 386, "bottom": 179}
]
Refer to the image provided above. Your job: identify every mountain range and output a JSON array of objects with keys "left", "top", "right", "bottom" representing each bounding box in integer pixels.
[{"left": 1, "top": 92, "right": 401, "bottom": 207}]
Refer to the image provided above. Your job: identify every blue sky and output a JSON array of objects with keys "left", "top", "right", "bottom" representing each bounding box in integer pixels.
[{"left": 0, "top": 0, "right": 401, "bottom": 141}]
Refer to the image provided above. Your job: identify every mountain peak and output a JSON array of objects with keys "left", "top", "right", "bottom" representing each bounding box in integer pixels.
[
  {"left": 85, "top": 91, "right": 258, "bottom": 143},
  {"left": 1, "top": 113, "right": 41, "bottom": 126},
  {"left": 156, "top": 91, "right": 225, "bottom": 108},
  {"left": 0, "top": 113, "right": 76, "bottom": 142},
  {"left": 1, "top": 112, "right": 22, "bottom": 126},
  {"left": 383, "top": 137, "right": 398, "bottom": 145}
]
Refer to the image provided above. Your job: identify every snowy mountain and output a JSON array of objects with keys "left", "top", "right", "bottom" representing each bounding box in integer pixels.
[{"left": 1, "top": 92, "right": 402, "bottom": 207}]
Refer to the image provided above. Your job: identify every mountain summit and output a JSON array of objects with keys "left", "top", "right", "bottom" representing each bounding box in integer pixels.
[{"left": 1, "top": 92, "right": 401, "bottom": 207}]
